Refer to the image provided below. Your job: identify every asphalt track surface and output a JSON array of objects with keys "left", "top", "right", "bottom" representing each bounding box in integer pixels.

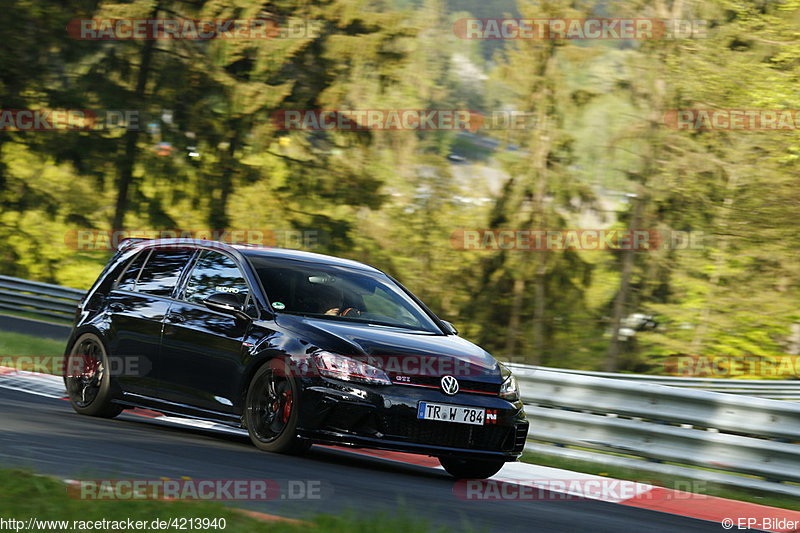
[{"left": 0, "top": 387, "right": 732, "bottom": 532}]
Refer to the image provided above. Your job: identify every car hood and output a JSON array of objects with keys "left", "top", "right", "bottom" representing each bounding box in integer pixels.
[{"left": 275, "top": 314, "right": 501, "bottom": 380}]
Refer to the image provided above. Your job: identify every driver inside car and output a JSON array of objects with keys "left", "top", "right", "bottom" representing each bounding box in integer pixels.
[{"left": 316, "top": 286, "right": 360, "bottom": 317}]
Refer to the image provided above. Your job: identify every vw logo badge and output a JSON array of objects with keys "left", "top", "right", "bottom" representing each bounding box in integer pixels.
[{"left": 440, "top": 375, "right": 459, "bottom": 395}]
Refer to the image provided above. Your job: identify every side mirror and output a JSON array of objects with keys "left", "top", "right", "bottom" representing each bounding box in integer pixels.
[
  {"left": 441, "top": 320, "right": 459, "bottom": 335},
  {"left": 204, "top": 293, "right": 250, "bottom": 320}
]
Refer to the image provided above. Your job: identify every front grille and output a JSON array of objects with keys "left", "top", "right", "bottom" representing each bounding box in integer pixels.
[
  {"left": 394, "top": 376, "right": 500, "bottom": 396},
  {"left": 380, "top": 416, "right": 513, "bottom": 451}
]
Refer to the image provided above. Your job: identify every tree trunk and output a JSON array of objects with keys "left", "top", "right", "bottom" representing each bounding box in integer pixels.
[
  {"left": 504, "top": 277, "right": 526, "bottom": 357},
  {"left": 111, "top": 3, "right": 160, "bottom": 231},
  {"left": 209, "top": 132, "right": 238, "bottom": 229},
  {"left": 689, "top": 171, "right": 739, "bottom": 353},
  {"left": 605, "top": 190, "right": 644, "bottom": 371},
  {"left": 788, "top": 323, "right": 800, "bottom": 356},
  {"left": 531, "top": 262, "right": 546, "bottom": 365}
]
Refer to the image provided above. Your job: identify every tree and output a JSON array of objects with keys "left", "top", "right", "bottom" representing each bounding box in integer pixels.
[{"left": 463, "top": 0, "right": 597, "bottom": 365}]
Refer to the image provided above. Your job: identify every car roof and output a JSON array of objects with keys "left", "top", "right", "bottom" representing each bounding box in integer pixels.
[
  {"left": 126, "top": 238, "right": 383, "bottom": 274},
  {"left": 235, "top": 245, "right": 383, "bottom": 274}
]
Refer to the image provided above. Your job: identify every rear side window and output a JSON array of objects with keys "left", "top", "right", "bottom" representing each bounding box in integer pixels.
[
  {"left": 135, "top": 249, "right": 194, "bottom": 297},
  {"left": 183, "top": 251, "right": 250, "bottom": 306},
  {"left": 115, "top": 250, "right": 149, "bottom": 291}
]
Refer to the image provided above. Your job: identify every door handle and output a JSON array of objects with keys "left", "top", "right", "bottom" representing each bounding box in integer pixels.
[
  {"left": 108, "top": 303, "right": 125, "bottom": 312},
  {"left": 166, "top": 313, "right": 186, "bottom": 323}
]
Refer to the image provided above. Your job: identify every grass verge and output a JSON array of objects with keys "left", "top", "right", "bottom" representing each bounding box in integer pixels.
[
  {"left": 0, "top": 330, "right": 66, "bottom": 361},
  {"left": 0, "top": 468, "right": 451, "bottom": 533}
]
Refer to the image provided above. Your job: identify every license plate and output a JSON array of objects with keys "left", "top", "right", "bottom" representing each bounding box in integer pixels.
[{"left": 417, "top": 402, "right": 485, "bottom": 426}]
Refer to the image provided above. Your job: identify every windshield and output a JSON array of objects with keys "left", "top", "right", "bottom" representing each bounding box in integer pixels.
[{"left": 246, "top": 256, "right": 442, "bottom": 333}]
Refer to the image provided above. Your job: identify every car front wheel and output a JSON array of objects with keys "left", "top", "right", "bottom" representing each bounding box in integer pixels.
[{"left": 244, "top": 359, "right": 311, "bottom": 454}]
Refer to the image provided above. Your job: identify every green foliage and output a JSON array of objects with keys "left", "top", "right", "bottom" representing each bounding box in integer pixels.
[{"left": 1, "top": 0, "right": 799, "bottom": 370}]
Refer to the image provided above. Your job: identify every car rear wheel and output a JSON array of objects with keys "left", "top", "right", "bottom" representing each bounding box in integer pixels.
[
  {"left": 63, "top": 333, "right": 123, "bottom": 418},
  {"left": 439, "top": 457, "right": 506, "bottom": 479},
  {"left": 244, "top": 359, "right": 311, "bottom": 454}
]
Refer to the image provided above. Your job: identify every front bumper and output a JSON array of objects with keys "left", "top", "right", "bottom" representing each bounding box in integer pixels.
[{"left": 297, "top": 377, "right": 529, "bottom": 461}]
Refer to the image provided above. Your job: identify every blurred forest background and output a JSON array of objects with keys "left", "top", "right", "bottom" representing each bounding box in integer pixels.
[{"left": 1, "top": 0, "right": 799, "bottom": 371}]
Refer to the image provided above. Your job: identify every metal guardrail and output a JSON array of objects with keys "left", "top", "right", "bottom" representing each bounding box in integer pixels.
[
  {"left": 515, "top": 367, "right": 800, "bottom": 494},
  {"left": 0, "top": 276, "right": 84, "bottom": 322},
  {"left": 527, "top": 405, "right": 800, "bottom": 482}
]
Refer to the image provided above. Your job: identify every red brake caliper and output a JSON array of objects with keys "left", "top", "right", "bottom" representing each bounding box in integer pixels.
[
  {"left": 282, "top": 391, "right": 293, "bottom": 423},
  {"left": 69, "top": 355, "right": 98, "bottom": 378},
  {"left": 83, "top": 357, "right": 100, "bottom": 378}
]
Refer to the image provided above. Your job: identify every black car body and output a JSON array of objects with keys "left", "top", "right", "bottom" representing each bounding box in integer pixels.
[{"left": 64, "top": 239, "right": 528, "bottom": 478}]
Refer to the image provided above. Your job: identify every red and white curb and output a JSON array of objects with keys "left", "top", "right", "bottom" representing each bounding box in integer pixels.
[{"left": 2, "top": 367, "right": 799, "bottom": 532}]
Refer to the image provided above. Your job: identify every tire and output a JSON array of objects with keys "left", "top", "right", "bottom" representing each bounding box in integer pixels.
[
  {"left": 439, "top": 456, "right": 506, "bottom": 479},
  {"left": 63, "top": 333, "right": 123, "bottom": 419},
  {"left": 244, "top": 359, "right": 311, "bottom": 454}
]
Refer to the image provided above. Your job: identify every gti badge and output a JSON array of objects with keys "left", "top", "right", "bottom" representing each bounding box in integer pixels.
[{"left": 440, "top": 375, "right": 459, "bottom": 395}]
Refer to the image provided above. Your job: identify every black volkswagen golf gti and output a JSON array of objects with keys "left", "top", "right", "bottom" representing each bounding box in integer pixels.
[{"left": 64, "top": 239, "right": 528, "bottom": 478}]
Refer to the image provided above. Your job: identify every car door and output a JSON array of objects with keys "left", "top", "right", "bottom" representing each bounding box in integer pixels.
[
  {"left": 105, "top": 247, "right": 195, "bottom": 398},
  {"left": 158, "top": 249, "right": 254, "bottom": 413}
]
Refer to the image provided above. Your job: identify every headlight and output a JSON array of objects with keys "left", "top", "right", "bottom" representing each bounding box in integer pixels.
[
  {"left": 499, "top": 373, "right": 520, "bottom": 401},
  {"left": 312, "top": 352, "right": 391, "bottom": 386}
]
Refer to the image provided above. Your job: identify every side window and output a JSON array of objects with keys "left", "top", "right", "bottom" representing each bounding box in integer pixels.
[
  {"left": 136, "top": 249, "right": 194, "bottom": 297},
  {"left": 183, "top": 251, "right": 250, "bottom": 307},
  {"left": 115, "top": 250, "right": 149, "bottom": 291}
]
